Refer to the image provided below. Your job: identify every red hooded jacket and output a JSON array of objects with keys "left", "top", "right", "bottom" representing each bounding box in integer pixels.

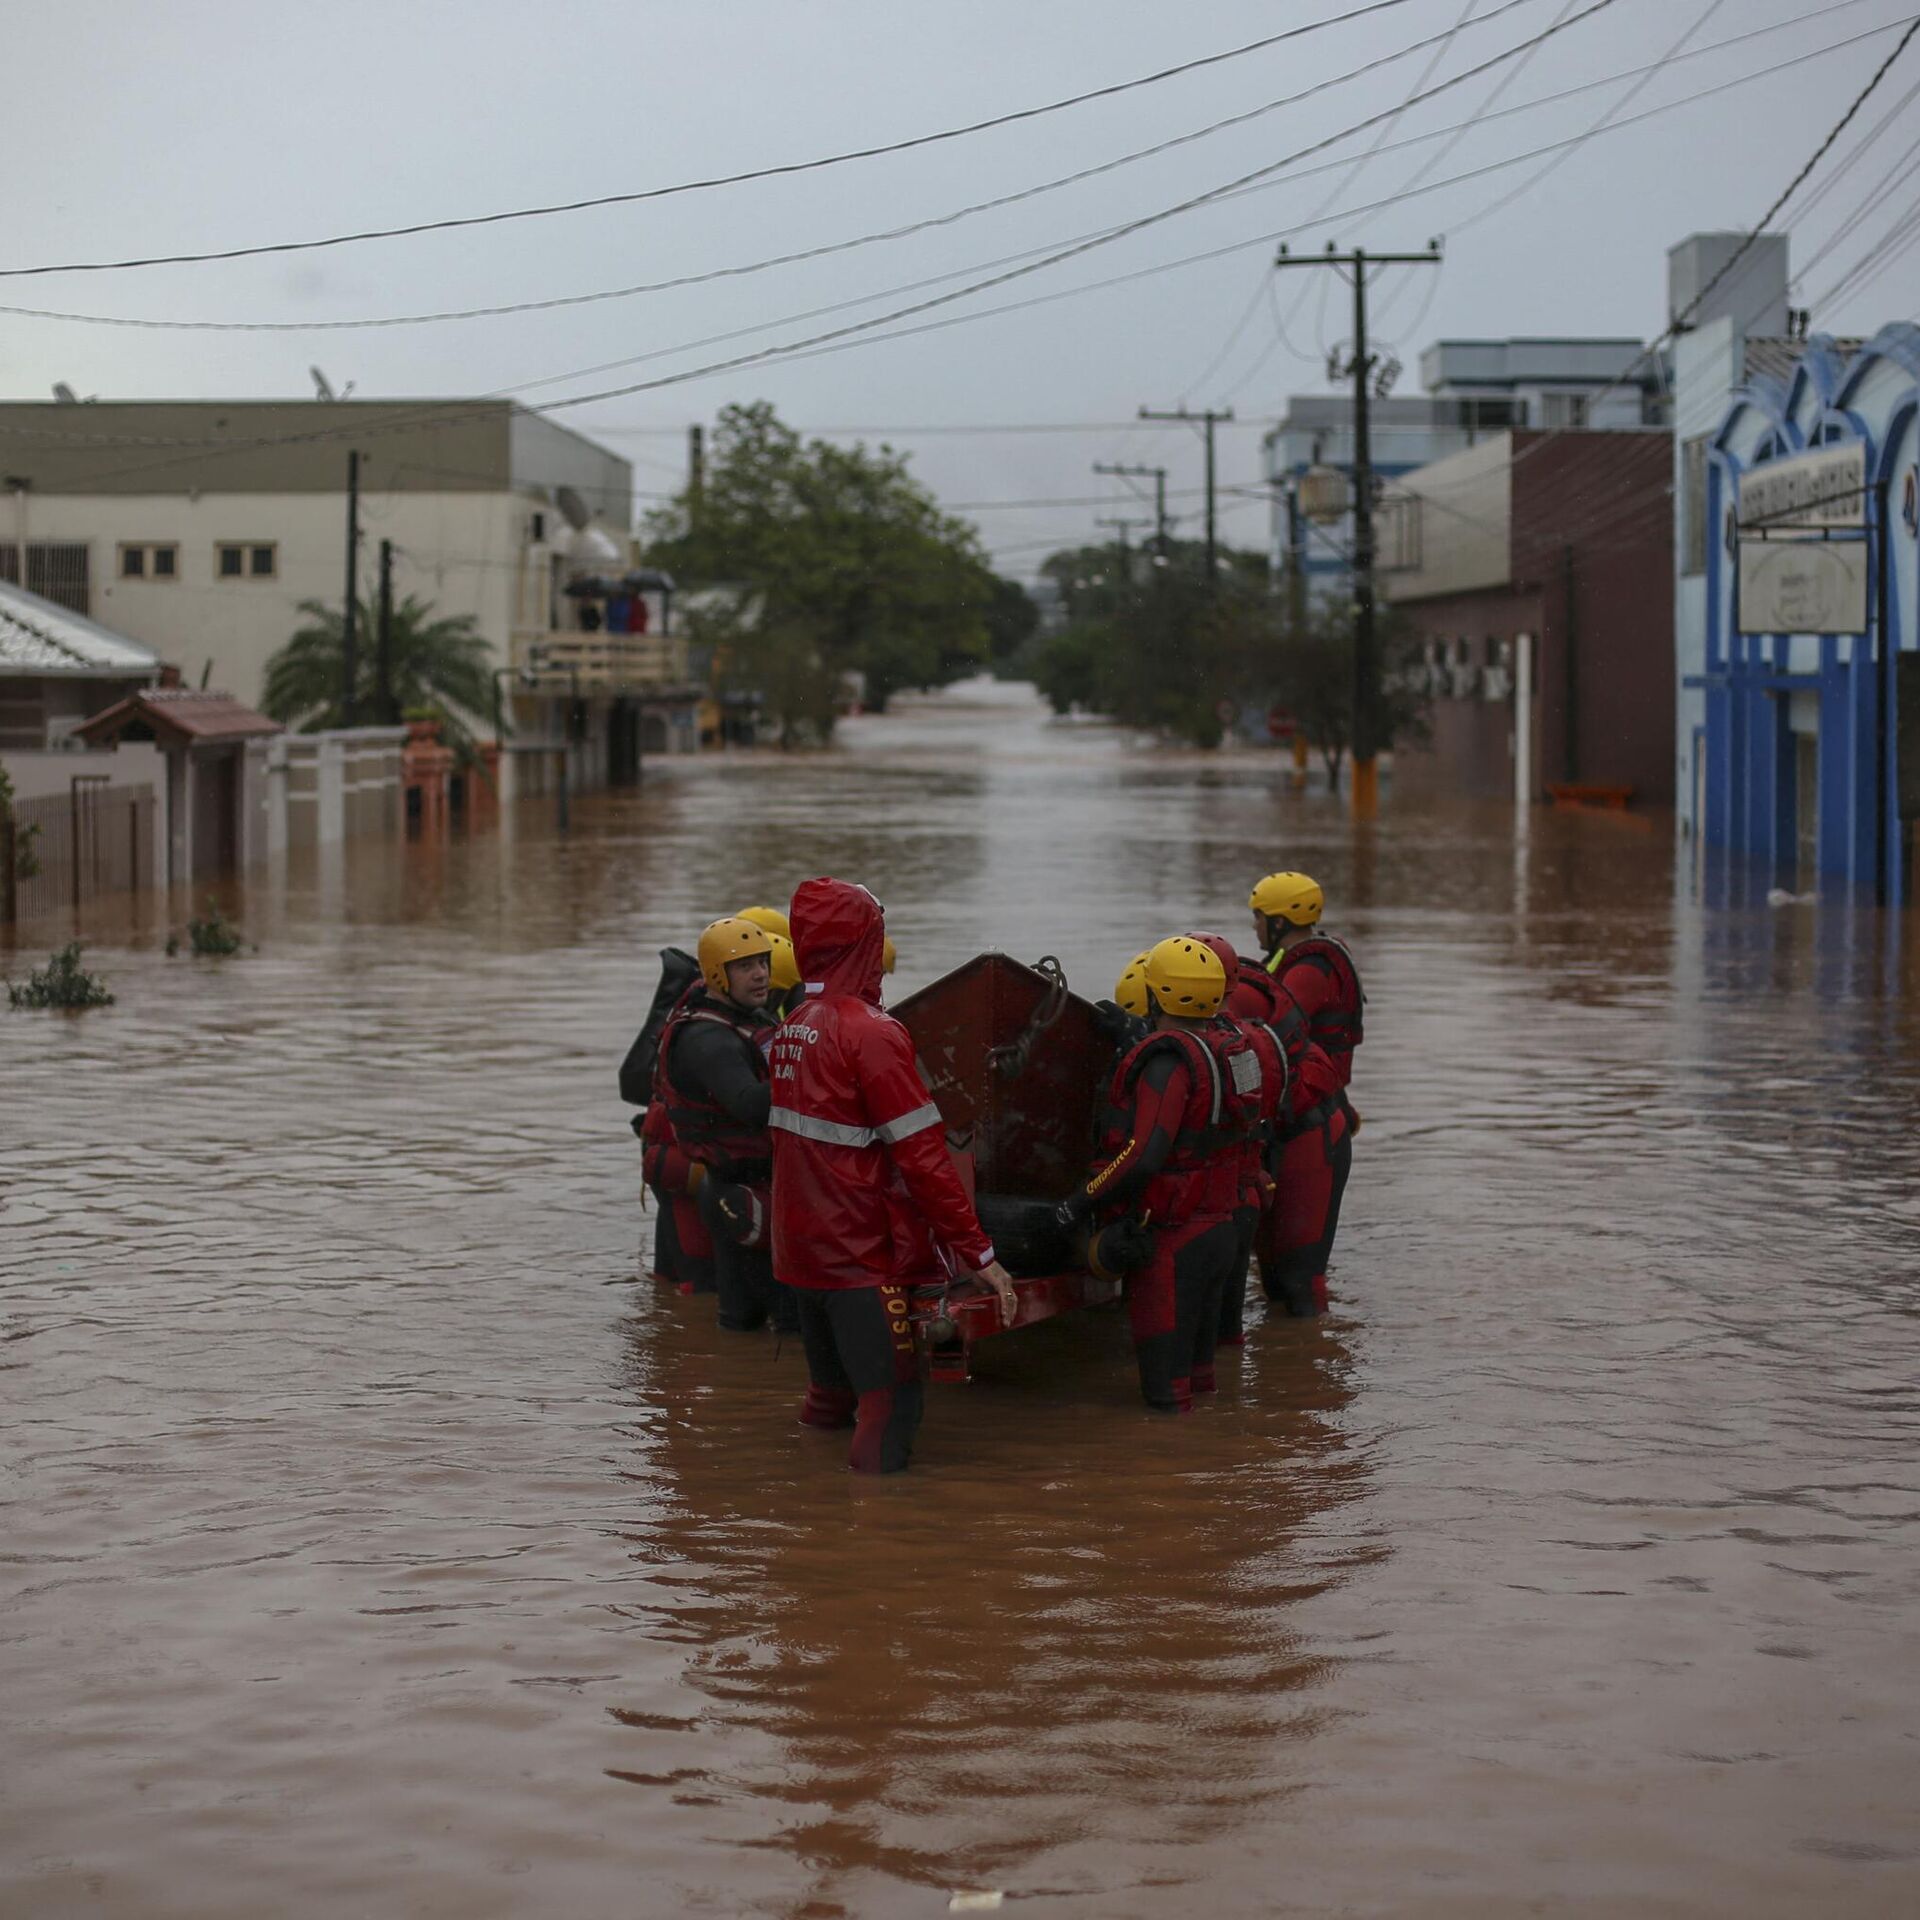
[{"left": 768, "top": 879, "right": 996, "bottom": 1291}]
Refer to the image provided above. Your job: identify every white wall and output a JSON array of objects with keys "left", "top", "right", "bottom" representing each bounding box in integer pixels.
[
  {"left": 17, "top": 491, "right": 528, "bottom": 711},
  {"left": 1671, "top": 317, "right": 1743, "bottom": 835}
]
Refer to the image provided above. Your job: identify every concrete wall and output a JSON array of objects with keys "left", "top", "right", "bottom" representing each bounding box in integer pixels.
[
  {"left": 1385, "top": 435, "right": 1515, "bottom": 601},
  {"left": 10, "top": 490, "right": 525, "bottom": 711},
  {"left": 257, "top": 727, "right": 406, "bottom": 855}
]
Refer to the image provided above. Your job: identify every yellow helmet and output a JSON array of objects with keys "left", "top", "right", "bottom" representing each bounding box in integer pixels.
[
  {"left": 1248, "top": 871, "right": 1324, "bottom": 927},
  {"left": 1143, "top": 935, "right": 1227, "bottom": 1018},
  {"left": 697, "top": 915, "right": 774, "bottom": 995},
  {"left": 881, "top": 935, "right": 898, "bottom": 976},
  {"left": 1113, "top": 950, "right": 1151, "bottom": 1019},
  {"left": 736, "top": 905, "right": 791, "bottom": 941},
  {"left": 765, "top": 931, "right": 801, "bottom": 994}
]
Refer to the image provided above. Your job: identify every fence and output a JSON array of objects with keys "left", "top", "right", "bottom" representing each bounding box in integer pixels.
[{"left": 2, "top": 782, "right": 156, "bottom": 925}]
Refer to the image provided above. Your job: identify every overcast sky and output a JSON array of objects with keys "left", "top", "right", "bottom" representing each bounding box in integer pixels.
[{"left": 7, "top": 0, "right": 1918, "bottom": 575}]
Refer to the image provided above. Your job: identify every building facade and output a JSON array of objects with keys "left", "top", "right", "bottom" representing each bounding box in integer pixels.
[
  {"left": 1265, "top": 337, "right": 1665, "bottom": 603},
  {"left": 1382, "top": 428, "right": 1674, "bottom": 807},
  {"left": 0, "top": 400, "right": 698, "bottom": 798},
  {"left": 1679, "top": 325, "right": 1920, "bottom": 901}
]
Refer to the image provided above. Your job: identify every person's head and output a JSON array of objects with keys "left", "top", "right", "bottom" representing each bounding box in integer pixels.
[
  {"left": 1142, "top": 935, "right": 1227, "bottom": 1026},
  {"left": 736, "top": 904, "right": 791, "bottom": 942},
  {"left": 1184, "top": 930, "right": 1239, "bottom": 982},
  {"left": 765, "top": 931, "right": 803, "bottom": 1011},
  {"left": 697, "top": 915, "right": 774, "bottom": 1011},
  {"left": 790, "top": 878, "right": 887, "bottom": 1004},
  {"left": 1247, "top": 871, "right": 1324, "bottom": 956},
  {"left": 1113, "top": 949, "right": 1152, "bottom": 1019}
]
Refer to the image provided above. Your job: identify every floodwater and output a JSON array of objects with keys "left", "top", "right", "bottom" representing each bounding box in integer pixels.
[{"left": 5, "top": 679, "right": 1920, "bottom": 1919}]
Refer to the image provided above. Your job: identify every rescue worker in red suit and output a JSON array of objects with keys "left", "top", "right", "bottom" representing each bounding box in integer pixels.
[
  {"left": 652, "top": 917, "right": 795, "bottom": 1334},
  {"left": 769, "top": 879, "right": 1017, "bottom": 1474},
  {"left": 1240, "top": 871, "right": 1361, "bottom": 1317},
  {"left": 1186, "top": 931, "right": 1285, "bottom": 1348},
  {"left": 1059, "top": 937, "right": 1264, "bottom": 1414}
]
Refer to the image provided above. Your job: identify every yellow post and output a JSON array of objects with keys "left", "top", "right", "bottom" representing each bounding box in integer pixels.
[
  {"left": 1351, "top": 756, "right": 1379, "bottom": 818},
  {"left": 1291, "top": 732, "right": 1309, "bottom": 789}
]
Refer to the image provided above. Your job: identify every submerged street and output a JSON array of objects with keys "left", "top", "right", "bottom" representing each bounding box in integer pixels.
[{"left": 6, "top": 680, "right": 1920, "bottom": 1917}]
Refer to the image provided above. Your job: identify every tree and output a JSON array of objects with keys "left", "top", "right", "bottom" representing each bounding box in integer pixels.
[
  {"left": 1269, "top": 593, "right": 1431, "bottom": 785},
  {"left": 261, "top": 593, "right": 496, "bottom": 760},
  {"left": 643, "top": 402, "right": 1015, "bottom": 729}
]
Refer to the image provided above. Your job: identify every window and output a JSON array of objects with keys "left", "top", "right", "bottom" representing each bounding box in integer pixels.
[
  {"left": 1681, "top": 436, "right": 1709, "bottom": 577},
  {"left": 119, "top": 542, "right": 179, "bottom": 581},
  {"left": 216, "top": 541, "right": 277, "bottom": 580},
  {"left": 0, "top": 541, "right": 90, "bottom": 615},
  {"left": 1539, "top": 392, "right": 1590, "bottom": 430}
]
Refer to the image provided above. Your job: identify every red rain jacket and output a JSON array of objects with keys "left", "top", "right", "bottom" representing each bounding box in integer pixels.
[
  {"left": 768, "top": 879, "right": 996, "bottom": 1291},
  {"left": 1227, "top": 958, "right": 1342, "bottom": 1133}
]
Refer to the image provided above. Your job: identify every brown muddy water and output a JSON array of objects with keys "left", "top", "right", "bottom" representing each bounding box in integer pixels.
[{"left": 5, "top": 680, "right": 1920, "bottom": 1919}]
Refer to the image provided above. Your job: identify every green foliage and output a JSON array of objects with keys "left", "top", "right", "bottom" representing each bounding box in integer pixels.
[
  {"left": 0, "top": 762, "right": 42, "bottom": 881},
  {"left": 1024, "top": 541, "right": 1428, "bottom": 765},
  {"left": 7, "top": 941, "right": 113, "bottom": 1009},
  {"left": 261, "top": 592, "right": 496, "bottom": 765},
  {"left": 643, "top": 402, "right": 1019, "bottom": 732},
  {"left": 184, "top": 899, "right": 245, "bottom": 957}
]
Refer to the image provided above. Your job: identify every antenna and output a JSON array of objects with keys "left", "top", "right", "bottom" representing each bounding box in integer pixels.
[
  {"left": 555, "top": 485, "right": 593, "bottom": 531},
  {"left": 52, "top": 382, "right": 78, "bottom": 404},
  {"left": 310, "top": 367, "right": 354, "bottom": 403}
]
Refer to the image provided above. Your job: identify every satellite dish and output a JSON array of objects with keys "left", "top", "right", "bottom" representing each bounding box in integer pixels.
[
  {"left": 555, "top": 485, "right": 593, "bottom": 532},
  {"left": 311, "top": 366, "right": 336, "bottom": 402},
  {"left": 52, "top": 382, "right": 79, "bottom": 404}
]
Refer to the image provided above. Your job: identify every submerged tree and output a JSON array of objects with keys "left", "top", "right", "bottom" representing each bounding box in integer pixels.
[
  {"left": 261, "top": 594, "right": 496, "bottom": 760},
  {"left": 643, "top": 402, "right": 1013, "bottom": 732}
]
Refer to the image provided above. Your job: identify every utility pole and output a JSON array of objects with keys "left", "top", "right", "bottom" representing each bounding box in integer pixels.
[
  {"left": 340, "top": 450, "right": 362, "bottom": 726},
  {"left": 1095, "top": 514, "right": 1151, "bottom": 588},
  {"left": 375, "top": 538, "right": 395, "bottom": 726},
  {"left": 1273, "top": 241, "right": 1440, "bottom": 813},
  {"left": 1138, "top": 406, "right": 1233, "bottom": 582},
  {"left": 1094, "top": 462, "right": 1168, "bottom": 554},
  {"left": 688, "top": 423, "right": 705, "bottom": 525}
]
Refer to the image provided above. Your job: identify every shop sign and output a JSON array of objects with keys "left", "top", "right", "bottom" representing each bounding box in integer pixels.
[
  {"left": 1736, "top": 539, "right": 1869, "bottom": 635},
  {"left": 1738, "top": 442, "right": 1866, "bottom": 532}
]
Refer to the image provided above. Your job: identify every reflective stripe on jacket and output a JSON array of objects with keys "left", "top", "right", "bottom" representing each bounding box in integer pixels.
[{"left": 769, "top": 878, "right": 995, "bottom": 1292}]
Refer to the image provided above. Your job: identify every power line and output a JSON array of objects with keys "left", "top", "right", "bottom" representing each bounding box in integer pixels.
[
  {"left": 0, "top": 0, "right": 1428, "bottom": 281},
  {"left": 4, "top": 9, "right": 1890, "bottom": 490},
  {"left": 0, "top": 0, "right": 1542, "bottom": 334}
]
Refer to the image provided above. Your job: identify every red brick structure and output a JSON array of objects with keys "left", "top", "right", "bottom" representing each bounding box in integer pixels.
[{"left": 1383, "top": 429, "right": 1674, "bottom": 807}]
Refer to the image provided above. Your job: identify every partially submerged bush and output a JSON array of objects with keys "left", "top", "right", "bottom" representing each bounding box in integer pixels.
[
  {"left": 183, "top": 901, "right": 245, "bottom": 957},
  {"left": 7, "top": 942, "right": 114, "bottom": 1010}
]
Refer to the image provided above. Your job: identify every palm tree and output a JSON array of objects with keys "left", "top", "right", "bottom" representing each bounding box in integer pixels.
[{"left": 261, "top": 594, "right": 498, "bottom": 759}]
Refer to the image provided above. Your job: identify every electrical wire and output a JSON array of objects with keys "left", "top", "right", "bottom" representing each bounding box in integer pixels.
[
  {"left": 0, "top": 0, "right": 1548, "bottom": 334},
  {"left": 0, "top": 0, "right": 1432, "bottom": 281},
  {"left": 5, "top": 6, "right": 1891, "bottom": 491}
]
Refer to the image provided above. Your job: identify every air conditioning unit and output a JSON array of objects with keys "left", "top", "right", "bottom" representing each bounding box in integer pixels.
[
  {"left": 1448, "top": 664, "right": 1481, "bottom": 699},
  {"left": 1482, "top": 664, "right": 1512, "bottom": 701}
]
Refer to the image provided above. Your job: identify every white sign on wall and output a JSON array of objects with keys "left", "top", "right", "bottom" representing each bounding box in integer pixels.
[
  {"left": 1736, "top": 539, "right": 1869, "bottom": 634},
  {"left": 1738, "top": 442, "right": 1867, "bottom": 532}
]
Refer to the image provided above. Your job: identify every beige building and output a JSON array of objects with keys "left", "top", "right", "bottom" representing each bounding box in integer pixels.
[{"left": 0, "top": 399, "right": 700, "bottom": 794}]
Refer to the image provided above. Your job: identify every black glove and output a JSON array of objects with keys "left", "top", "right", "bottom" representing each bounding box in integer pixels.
[
  {"left": 1089, "top": 998, "right": 1139, "bottom": 1046},
  {"left": 1090, "top": 1217, "right": 1157, "bottom": 1276},
  {"left": 706, "top": 1178, "right": 767, "bottom": 1249},
  {"left": 629, "top": 1110, "right": 648, "bottom": 1139}
]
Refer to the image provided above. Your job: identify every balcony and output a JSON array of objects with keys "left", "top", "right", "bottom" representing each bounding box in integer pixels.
[{"left": 510, "top": 629, "right": 694, "bottom": 695}]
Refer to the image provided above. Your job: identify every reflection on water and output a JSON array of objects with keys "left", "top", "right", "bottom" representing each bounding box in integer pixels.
[{"left": 5, "top": 681, "right": 1919, "bottom": 1917}]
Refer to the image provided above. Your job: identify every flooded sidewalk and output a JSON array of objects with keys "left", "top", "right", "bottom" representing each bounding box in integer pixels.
[{"left": 5, "top": 681, "right": 1920, "bottom": 1917}]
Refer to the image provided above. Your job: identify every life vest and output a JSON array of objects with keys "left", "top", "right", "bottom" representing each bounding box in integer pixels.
[
  {"left": 1269, "top": 933, "right": 1365, "bottom": 1057},
  {"left": 1101, "top": 1018, "right": 1264, "bottom": 1219},
  {"left": 1237, "top": 1017, "right": 1291, "bottom": 1135},
  {"left": 654, "top": 997, "right": 775, "bottom": 1176},
  {"left": 1235, "top": 957, "right": 1311, "bottom": 1067}
]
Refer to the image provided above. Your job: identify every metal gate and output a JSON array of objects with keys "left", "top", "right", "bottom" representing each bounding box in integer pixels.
[{"left": 2, "top": 781, "right": 155, "bottom": 924}]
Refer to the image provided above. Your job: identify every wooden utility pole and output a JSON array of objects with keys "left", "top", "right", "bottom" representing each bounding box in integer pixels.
[
  {"left": 1094, "top": 462, "right": 1169, "bottom": 554},
  {"left": 1138, "top": 406, "right": 1233, "bottom": 582},
  {"left": 1273, "top": 242, "right": 1441, "bottom": 812},
  {"left": 1095, "top": 514, "right": 1151, "bottom": 588},
  {"left": 375, "top": 538, "right": 395, "bottom": 725},
  {"left": 340, "top": 450, "right": 362, "bottom": 725}
]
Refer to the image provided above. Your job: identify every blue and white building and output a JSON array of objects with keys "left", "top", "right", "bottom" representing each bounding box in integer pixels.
[{"left": 1674, "top": 227, "right": 1919, "bottom": 901}]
